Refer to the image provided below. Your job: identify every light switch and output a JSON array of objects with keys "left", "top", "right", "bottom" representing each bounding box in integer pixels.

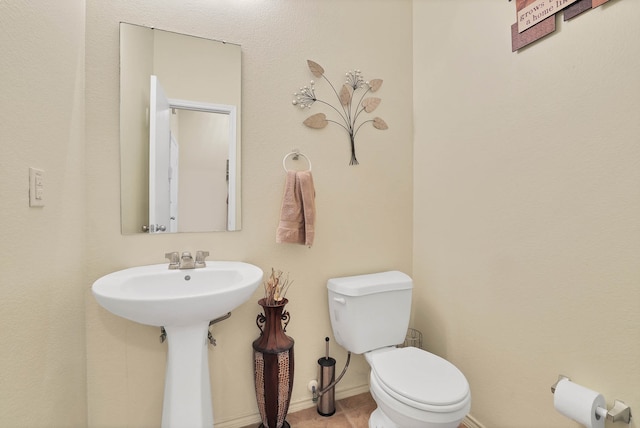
[{"left": 29, "top": 167, "right": 45, "bottom": 207}]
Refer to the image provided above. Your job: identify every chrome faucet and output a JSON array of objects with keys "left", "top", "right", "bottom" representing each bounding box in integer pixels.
[
  {"left": 165, "top": 251, "right": 209, "bottom": 269},
  {"left": 179, "top": 252, "right": 195, "bottom": 269}
]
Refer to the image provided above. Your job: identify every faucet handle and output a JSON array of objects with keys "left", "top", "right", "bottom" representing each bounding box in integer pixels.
[
  {"left": 165, "top": 252, "right": 180, "bottom": 269},
  {"left": 195, "top": 250, "right": 210, "bottom": 268}
]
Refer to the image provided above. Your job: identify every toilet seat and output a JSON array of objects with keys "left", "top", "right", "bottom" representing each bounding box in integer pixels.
[{"left": 369, "top": 347, "right": 470, "bottom": 413}]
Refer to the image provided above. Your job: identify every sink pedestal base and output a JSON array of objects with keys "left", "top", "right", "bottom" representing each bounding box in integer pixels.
[{"left": 162, "top": 323, "right": 213, "bottom": 428}]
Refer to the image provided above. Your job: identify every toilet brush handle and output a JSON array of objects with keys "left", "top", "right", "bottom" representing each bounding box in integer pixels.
[{"left": 325, "top": 337, "right": 330, "bottom": 359}]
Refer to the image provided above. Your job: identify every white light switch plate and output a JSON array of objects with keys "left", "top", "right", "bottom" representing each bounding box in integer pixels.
[{"left": 29, "top": 167, "right": 45, "bottom": 207}]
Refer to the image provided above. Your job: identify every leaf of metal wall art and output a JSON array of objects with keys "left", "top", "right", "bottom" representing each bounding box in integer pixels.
[
  {"left": 372, "top": 117, "right": 388, "bottom": 130},
  {"left": 303, "top": 113, "right": 329, "bottom": 129},
  {"left": 362, "top": 97, "right": 381, "bottom": 113},
  {"left": 368, "top": 79, "right": 383, "bottom": 92},
  {"left": 307, "top": 60, "right": 325, "bottom": 78},
  {"left": 339, "top": 85, "right": 351, "bottom": 106}
]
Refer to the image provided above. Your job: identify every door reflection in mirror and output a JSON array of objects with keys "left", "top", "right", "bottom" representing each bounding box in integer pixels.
[{"left": 150, "top": 76, "right": 236, "bottom": 233}]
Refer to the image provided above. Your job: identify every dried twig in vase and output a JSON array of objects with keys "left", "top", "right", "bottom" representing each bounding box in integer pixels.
[{"left": 263, "top": 268, "right": 293, "bottom": 306}]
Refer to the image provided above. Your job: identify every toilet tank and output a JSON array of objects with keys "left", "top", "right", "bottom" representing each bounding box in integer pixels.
[{"left": 327, "top": 271, "right": 412, "bottom": 354}]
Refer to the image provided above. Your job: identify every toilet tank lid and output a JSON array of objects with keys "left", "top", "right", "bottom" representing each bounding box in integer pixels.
[{"left": 327, "top": 271, "right": 412, "bottom": 296}]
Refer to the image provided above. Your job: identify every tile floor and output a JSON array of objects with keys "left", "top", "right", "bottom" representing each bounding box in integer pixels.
[{"left": 241, "top": 392, "right": 466, "bottom": 428}]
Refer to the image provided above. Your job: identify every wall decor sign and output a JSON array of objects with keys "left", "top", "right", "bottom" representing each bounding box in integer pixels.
[
  {"left": 517, "top": 0, "right": 579, "bottom": 32},
  {"left": 511, "top": 0, "right": 612, "bottom": 51}
]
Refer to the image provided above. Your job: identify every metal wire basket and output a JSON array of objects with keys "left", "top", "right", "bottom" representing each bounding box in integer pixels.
[{"left": 400, "top": 328, "right": 423, "bottom": 349}]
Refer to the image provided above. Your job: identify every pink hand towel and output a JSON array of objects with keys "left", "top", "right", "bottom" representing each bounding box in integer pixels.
[
  {"left": 298, "top": 170, "right": 316, "bottom": 246},
  {"left": 276, "top": 170, "right": 316, "bottom": 247}
]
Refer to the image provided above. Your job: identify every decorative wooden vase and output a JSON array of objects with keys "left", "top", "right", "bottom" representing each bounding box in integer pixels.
[{"left": 253, "top": 298, "right": 295, "bottom": 428}]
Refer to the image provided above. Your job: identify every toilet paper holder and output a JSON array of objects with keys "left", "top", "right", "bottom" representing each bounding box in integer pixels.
[{"left": 551, "top": 375, "right": 632, "bottom": 424}]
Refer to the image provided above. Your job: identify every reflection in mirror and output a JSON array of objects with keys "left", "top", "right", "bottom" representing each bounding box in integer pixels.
[{"left": 120, "top": 23, "right": 241, "bottom": 234}]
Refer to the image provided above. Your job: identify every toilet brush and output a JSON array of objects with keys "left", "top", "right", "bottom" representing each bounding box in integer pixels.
[{"left": 317, "top": 337, "right": 336, "bottom": 416}]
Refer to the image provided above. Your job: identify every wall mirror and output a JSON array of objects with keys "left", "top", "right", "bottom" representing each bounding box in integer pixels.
[{"left": 120, "top": 23, "right": 241, "bottom": 234}]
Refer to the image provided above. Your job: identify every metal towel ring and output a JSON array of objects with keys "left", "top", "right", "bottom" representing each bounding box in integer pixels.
[{"left": 282, "top": 150, "right": 312, "bottom": 172}]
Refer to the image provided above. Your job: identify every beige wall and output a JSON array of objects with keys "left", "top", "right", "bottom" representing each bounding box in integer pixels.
[
  {"left": 4, "top": 1, "right": 638, "bottom": 428},
  {"left": 0, "top": 0, "right": 87, "bottom": 426},
  {"left": 413, "top": 1, "right": 640, "bottom": 427},
  {"left": 85, "top": 1, "right": 412, "bottom": 427}
]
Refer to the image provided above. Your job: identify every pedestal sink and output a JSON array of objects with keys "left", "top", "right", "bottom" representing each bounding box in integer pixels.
[{"left": 92, "top": 261, "right": 263, "bottom": 428}]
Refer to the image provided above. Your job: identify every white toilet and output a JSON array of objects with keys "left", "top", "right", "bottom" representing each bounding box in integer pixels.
[{"left": 327, "top": 271, "right": 471, "bottom": 428}]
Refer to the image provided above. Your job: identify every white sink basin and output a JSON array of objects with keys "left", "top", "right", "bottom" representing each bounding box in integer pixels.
[
  {"left": 92, "top": 261, "right": 263, "bottom": 327},
  {"left": 92, "top": 260, "right": 263, "bottom": 428}
]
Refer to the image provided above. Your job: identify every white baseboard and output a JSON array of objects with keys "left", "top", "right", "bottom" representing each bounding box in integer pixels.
[
  {"left": 214, "top": 384, "right": 371, "bottom": 428},
  {"left": 214, "top": 412, "right": 261, "bottom": 428},
  {"left": 463, "top": 413, "right": 486, "bottom": 428}
]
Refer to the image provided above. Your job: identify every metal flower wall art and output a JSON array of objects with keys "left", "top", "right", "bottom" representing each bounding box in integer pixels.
[{"left": 292, "top": 60, "right": 388, "bottom": 165}]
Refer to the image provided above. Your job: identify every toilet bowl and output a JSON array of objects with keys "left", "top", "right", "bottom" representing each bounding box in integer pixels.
[
  {"left": 366, "top": 347, "right": 471, "bottom": 428},
  {"left": 327, "top": 271, "right": 472, "bottom": 428}
]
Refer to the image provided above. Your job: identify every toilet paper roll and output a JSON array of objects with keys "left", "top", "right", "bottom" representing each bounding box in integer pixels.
[{"left": 553, "top": 379, "right": 606, "bottom": 428}]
